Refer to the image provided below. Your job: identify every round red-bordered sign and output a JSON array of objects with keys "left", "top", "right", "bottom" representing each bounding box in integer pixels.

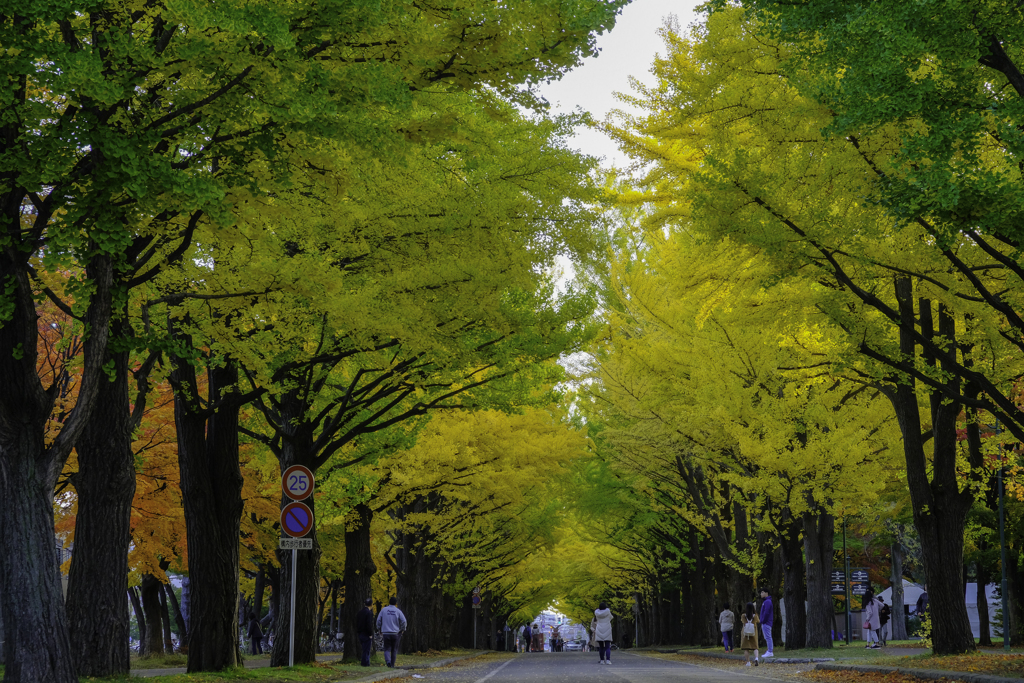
[
  {"left": 282, "top": 465, "right": 315, "bottom": 500},
  {"left": 281, "top": 501, "right": 314, "bottom": 538}
]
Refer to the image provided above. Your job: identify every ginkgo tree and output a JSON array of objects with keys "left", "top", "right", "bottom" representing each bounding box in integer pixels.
[
  {"left": 147, "top": 90, "right": 606, "bottom": 666},
  {"left": 1, "top": 0, "right": 628, "bottom": 678},
  {"left": 582, "top": 215, "right": 899, "bottom": 647},
  {"left": 606, "top": 6, "right": 1024, "bottom": 652}
]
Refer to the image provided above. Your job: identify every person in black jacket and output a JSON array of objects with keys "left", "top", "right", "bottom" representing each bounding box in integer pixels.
[
  {"left": 246, "top": 612, "right": 263, "bottom": 655},
  {"left": 356, "top": 598, "right": 375, "bottom": 666}
]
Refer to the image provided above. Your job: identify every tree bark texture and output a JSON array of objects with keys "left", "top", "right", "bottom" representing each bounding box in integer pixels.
[
  {"left": 0, "top": 253, "right": 112, "bottom": 683},
  {"left": 166, "top": 584, "right": 188, "bottom": 649},
  {"left": 159, "top": 582, "right": 175, "bottom": 653},
  {"left": 65, "top": 341, "right": 136, "bottom": 677},
  {"left": 394, "top": 499, "right": 459, "bottom": 652},
  {"left": 780, "top": 514, "right": 807, "bottom": 650},
  {"left": 0, "top": 436, "right": 78, "bottom": 683},
  {"left": 803, "top": 508, "right": 835, "bottom": 648},
  {"left": 129, "top": 587, "right": 146, "bottom": 655},
  {"left": 141, "top": 574, "right": 166, "bottom": 656},
  {"left": 977, "top": 562, "right": 992, "bottom": 646},
  {"left": 889, "top": 283, "right": 978, "bottom": 654},
  {"left": 253, "top": 566, "right": 266, "bottom": 621},
  {"left": 171, "top": 358, "right": 245, "bottom": 671},
  {"left": 889, "top": 540, "right": 908, "bottom": 641},
  {"left": 340, "top": 504, "right": 377, "bottom": 662}
]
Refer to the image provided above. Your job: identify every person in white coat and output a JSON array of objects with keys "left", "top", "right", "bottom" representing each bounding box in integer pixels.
[
  {"left": 591, "top": 602, "right": 614, "bottom": 664},
  {"left": 861, "top": 589, "right": 882, "bottom": 649}
]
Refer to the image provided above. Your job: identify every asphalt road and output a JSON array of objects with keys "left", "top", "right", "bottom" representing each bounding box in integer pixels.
[{"left": 413, "top": 651, "right": 800, "bottom": 683}]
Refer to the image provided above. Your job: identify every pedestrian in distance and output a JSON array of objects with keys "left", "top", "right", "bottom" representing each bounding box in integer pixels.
[
  {"left": 739, "top": 602, "right": 760, "bottom": 667},
  {"left": 375, "top": 597, "right": 407, "bottom": 667},
  {"left": 862, "top": 589, "right": 882, "bottom": 649},
  {"left": 915, "top": 585, "right": 929, "bottom": 618},
  {"left": 531, "top": 622, "right": 542, "bottom": 652},
  {"left": 878, "top": 596, "right": 891, "bottom": 647},
  {"left": 521, "top": 623, "right": 531, "bottom": 653},
  {"left": 759, "top": 589, "right": 774, "bottom": 658},
  {"left": 718, "top": 604, "right": 735, "bottom": 652},
  {"left": 246, "top": 611, "right": 263, "bottom": 655},
  {"left": 356, "top": 597, "right": 375, "bottom": 666},
  {"left": 591, "top": 601, "right": 614, "bottom": 665}
]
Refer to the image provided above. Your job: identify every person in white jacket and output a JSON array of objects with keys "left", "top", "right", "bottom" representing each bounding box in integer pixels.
[
  {"left": 718, "top": 604, "right": 736, "bottom": 652},
  {"left": 591, "top": 603, "right": 614, "bottom": 664},
  {"left": 861, "top": 589, "right": 881, "bottom": 649}
]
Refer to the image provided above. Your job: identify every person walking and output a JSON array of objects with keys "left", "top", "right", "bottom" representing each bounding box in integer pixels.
[
  {"left": 718, "top": 604, "right": 736, "bottom": 652},
  {"left": 591, "top": 602, "right": 614, "bottom": 665},
  {"left": 878, "top": 596, "right": 891, "bottom": 647},
  {"left": 521, "top": 623, "right": 531, "bottom": 652},
  {"left": 375, "top": 597, "right": 407, "bottom": 667},
  {"left": 862, "top": 589, "right": 882, "bottom": 649},
  {"left": 739, "top": 602, "right": 760, "bottom": 667},
  {"left": 246, "top": 612, "right": 264, "bottom": 655},
  {"left": 356, "top": 597, "right": 375, "bottom": 666},
  {"left": 531, "top": 622, "right": 541, "bottom": 652},
  {"left": 759, "top": 589, "right": 774, "bottom": 658},
  {"left": 915, "top": 585, "right": 929, "bottom": 618}
]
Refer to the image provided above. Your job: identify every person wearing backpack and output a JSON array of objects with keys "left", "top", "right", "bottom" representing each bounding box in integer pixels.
[
  {"left": 877, "top": 596, "right": 891, "bottom": 647},
  {"left": 739, "top": 602, "right": 760, "bottom": 667}
]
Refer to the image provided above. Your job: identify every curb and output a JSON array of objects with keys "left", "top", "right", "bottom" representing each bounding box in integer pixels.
[
  {"left": 348, "top": 652, "right": 493, "bottom": 683},
  {"left": 672, "top": 651, "right": 836, "bottom": 664},
  {"left": 815, "top": 662, "right": 1021, "bottom": 683}
]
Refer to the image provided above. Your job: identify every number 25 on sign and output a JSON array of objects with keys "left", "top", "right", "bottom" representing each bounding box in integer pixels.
[{"left": 282, "top": 465, "right": 314, "bottom": 500}]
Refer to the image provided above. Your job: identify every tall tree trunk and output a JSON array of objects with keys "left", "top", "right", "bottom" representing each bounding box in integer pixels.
[
  {"left": 0, "top": 254, "right": 111, "bottom": 683},
  {"left": 129, "top": 587, "right": 147, "bottom": 655},
  {"left": 171, "top": 357, "right": 245, "bottom": 672},
  {"left": 340, "top": 504, "right": 376, "bottom": 662},
  {"left": 1006, "top": 551, "right": 1023, "bottom": 646},
  {"left": 166, "top": 583, "right": 188, "bottom": 649},
  {"left": 141, "top": 573, "right": 166, "bottom": 656},
  {"left": 780, "top": 514, "right": 807, "bottom": 650},
  {"left": 253, "top": 567, "right": 266, "bottom": 621},
  {"left": 159, "top": 581, "right": 175, "bottom": 653},
  {"left": 803, "top": 508, "right": 835, "bottom": 648},
  {"left": 889, "top": 540, "right": 908, "bottom": 640},
  {"left": 0, "top": 430, "right": 78, "bottom": 683},
  {"left": 977, "top": 561, "right": 993, "bottom": 647},
  {"left": 329, "top": 579, "right": 338, "bottom": 636},
  {"left": 888, "top": 284, "right": 977, "bottom": 654},
  {"left": 65, "top": 339, "right": 137, "bottom": 678}
]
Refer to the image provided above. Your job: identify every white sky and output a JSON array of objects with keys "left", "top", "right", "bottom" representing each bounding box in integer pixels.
[{"left": 537, "top": 0, "right": 705, "bottom": 169}]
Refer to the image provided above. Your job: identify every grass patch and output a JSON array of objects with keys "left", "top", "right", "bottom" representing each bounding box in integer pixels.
[
  {"left": 130, "top": 653, "right": 189, "bottom": 669},
  {"left": 871, "top": 650, "right": 1024, "bottom": 678}
]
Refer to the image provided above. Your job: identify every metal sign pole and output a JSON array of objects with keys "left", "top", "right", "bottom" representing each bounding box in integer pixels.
[
  {"left": 289, "top": 548, "right": 297, "bottom": 667},
  {"left": 473, "top": 611, "right": 477, "bottom": 649},
  {"left": 843, "top": 517, "right": 851, "bottom": 645}
]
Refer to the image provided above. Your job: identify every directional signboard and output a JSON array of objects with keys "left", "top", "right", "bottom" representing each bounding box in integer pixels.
[
  {"left": 850, "top": 568, "right": 870, "bottom": 596},
  {"left": 282, "top": 465, "right": 315, "bottom": 500},
  {"left": 281, "top": 501, "right": 314, "bottom": 538},
  {"left": 830, "top": 569, "right": 847, "bottom": 595}
]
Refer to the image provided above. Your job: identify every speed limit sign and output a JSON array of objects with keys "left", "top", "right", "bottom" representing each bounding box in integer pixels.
[{"left": 282, "top": 465, "right": 315, "bottom": 500}]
